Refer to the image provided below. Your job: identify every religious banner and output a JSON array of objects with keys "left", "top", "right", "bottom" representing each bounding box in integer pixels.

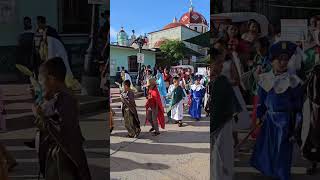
[
  {"left": 0, "top": 0, "right": 15, "bottom": 24},
  {"left": 281, "top": 19, "right": 308, "bottom": 41}
]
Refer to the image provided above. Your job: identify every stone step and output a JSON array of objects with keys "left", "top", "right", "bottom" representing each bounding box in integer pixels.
[
  {"left": 3, "top": 95, "right": 107, "bottom": 131},
  {"left": 77, "top": 95, "right": 107, "bottom": 114}
]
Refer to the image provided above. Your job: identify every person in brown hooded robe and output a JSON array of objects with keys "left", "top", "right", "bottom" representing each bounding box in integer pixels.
[{"left": 34, "top": 57, "right": 91, "bottom": 180}]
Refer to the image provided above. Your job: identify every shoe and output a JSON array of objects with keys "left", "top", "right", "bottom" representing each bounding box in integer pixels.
[
  {"left": 149, "top": 128, "right": 155, "bottom": 132},
  {"left": 110, "top": 127, "right": 114, "bottom": 133},
  {"left": 152, "top": 132, "right": 160, "bottom": 136},
  {"left": 178, "top": 121, "right": 183, "bottom": 127},
  {"left": 24, "top": 141, "right": 35, "bottom": 149},
  {"left": 195, "top": 118, "right": 200, "bottom": 121}
]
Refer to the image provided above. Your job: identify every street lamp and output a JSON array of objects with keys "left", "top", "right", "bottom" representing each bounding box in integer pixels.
[
  {"left": 132, "top": 35, "right": 147, "bottom": 90},
  {"left": 82, "top": 4, "right": 100, "bottom": 96}
]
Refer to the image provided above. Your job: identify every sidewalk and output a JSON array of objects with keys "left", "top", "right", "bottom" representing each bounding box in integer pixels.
[
  {"left": 110, "top": 97, "right": 210, "bottom": 180},
  {"left": 0, "top": 84, "right": 108, "bottom": 130},
  {"left": 0, "top": 84, "right": 109, "bottom": 179}
]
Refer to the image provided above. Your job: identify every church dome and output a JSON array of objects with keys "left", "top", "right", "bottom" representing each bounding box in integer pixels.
[
  {"left": 163, "top": 17, "right": 187, "bottom": 30},
  {"left": 117, "top": 27, "right": 129, "bottom": 46},
  {"left": 179, "top": 6, "right": 208, "bottom": 26}
]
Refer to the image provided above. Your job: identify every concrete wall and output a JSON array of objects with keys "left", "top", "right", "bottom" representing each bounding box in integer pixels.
[
  {"left": 0, "top": 0, "right": 58, "bottom": 46},
  {"left": 148, "top": 27, "right": 182, "bottom": 48},
  {"left": 110, "top": 46, "right": 156, "bottom": 77}
]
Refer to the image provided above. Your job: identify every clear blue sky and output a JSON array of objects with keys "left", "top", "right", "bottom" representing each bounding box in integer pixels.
[{"left": 110, "top": 0, "right": 210, "bottom": 42}]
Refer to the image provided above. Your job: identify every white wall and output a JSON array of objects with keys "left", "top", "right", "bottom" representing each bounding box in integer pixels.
[{"left": 0, "top": 0, "right": 58, "bottom": 46}]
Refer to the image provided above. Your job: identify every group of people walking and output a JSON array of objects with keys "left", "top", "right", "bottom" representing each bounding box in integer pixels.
[
  {"left": 0, "top": 15, "right": 94, "bottom": 180},
  {"left": 210, "top": 15, "right": 320, "bottom": 180},
  {"left": 110, "top": 65, "right": 211, "bottom": 137}
]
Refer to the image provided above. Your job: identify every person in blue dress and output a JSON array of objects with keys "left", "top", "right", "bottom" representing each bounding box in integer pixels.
[
  {"left": 251, "top": 41, "right": 304, "bottom": 180},
  {"left": 156, "top": 70, "right": 167, "bottom": 108},
  {"left": 189, "top": 75, "right": 206, "bottom": 121}
]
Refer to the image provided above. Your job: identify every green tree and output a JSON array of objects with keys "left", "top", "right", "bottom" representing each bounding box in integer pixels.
[{"left": 159, "top": 40, "right": 186, "bottom": 66}]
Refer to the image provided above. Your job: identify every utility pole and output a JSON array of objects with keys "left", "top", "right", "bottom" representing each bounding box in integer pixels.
[{"left": 132, "top": 35, "right": 147, "bottom": 91}]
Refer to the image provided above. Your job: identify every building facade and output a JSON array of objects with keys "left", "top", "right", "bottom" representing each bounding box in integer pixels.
[
  {"left": 110, "top": 45, "right": 156, "bottom": 83},
  {"left": 111, "top": 3, "right": 209, "bottom": 74},
  {"left": 0, "top": 0, "right": 107, "bottom": 79}
]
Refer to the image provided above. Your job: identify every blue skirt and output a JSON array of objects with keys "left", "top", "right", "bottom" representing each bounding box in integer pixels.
[
  {"left": 189, "top": 97, "right": 203, "bottom": 119},
  {"left": 251, "top": 112, "right": 294, "bottom": 180}
]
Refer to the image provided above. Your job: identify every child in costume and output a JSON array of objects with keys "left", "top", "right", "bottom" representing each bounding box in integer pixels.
[
  {"left": 189, "top": 75, "right": 206, "bottom": 121},
  {"left": 120, "top": 80, "right": 141, "bottom": 138},
  {"left": 167, "top": 76, "right": 187, "bottom": 127},
  {"left": 35, "top": 57, "right": 91, "bottom": 180},
  {"left": 145, "top": 78, "right": 165, "bottom": 136},
  {"left": 251, "top": 41, "right": 303, "bottom": 180}
]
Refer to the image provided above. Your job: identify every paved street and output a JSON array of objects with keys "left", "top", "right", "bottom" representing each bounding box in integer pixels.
[
  {"left": 234, "top": 133, "right": 320, "bottom": 180},
  {"left": 110, "top": 96, "right": 320, "bottom": 180},
  {"left": 110, "top": 97, "right": 210, "bottom": 180},
  {"left": 0, "top": 84, "right": 108, "bottom": 180}
]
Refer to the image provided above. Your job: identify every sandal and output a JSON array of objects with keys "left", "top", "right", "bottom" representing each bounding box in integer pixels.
[{"left": 149, "top": 128, "right": 155, "bottom": 132}]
